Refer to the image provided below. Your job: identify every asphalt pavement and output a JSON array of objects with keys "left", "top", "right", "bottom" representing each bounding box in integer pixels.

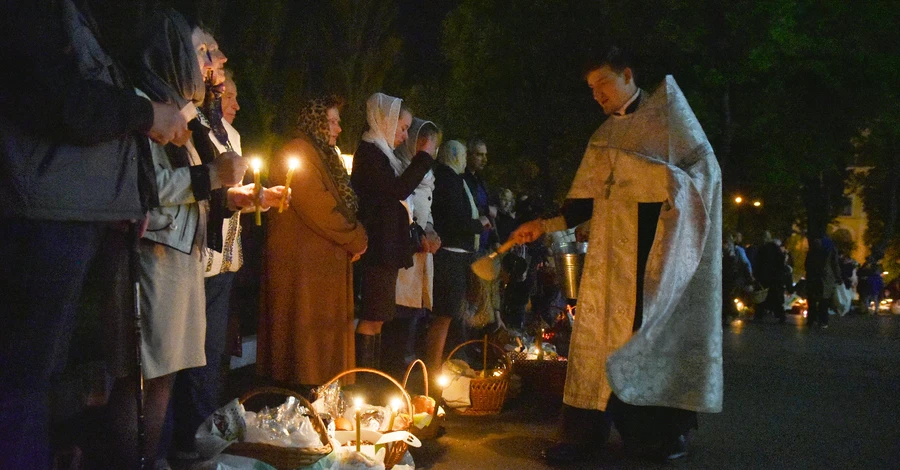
[{"left": 407, "top": 314, "right": 900, "bottom": 469}]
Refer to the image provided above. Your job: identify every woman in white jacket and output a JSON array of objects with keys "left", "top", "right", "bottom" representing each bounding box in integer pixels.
[{"left": 382, "top": 119, "right": 442, "bottom": 373}]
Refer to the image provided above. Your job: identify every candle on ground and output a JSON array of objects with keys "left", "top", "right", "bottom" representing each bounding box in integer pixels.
[
  {"left": 353, "top": 396, "right": 363, "bottom": 452},
  {"left": 387, "top": 397, "right": 402, "bottom": 431}
]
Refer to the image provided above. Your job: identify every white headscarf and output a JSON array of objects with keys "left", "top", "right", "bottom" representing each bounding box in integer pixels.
[
  {"left": 362, "top": 92, "right": 415, "bottom": 221},
  {"left": 362, "top": 92, "right": 404, "bottom": 174},
  {"left": 439, "top": 140, "right": 479, "bottom": 249},
  {"left": 438, "top": 140, "right": 467, "bottom": 175}
]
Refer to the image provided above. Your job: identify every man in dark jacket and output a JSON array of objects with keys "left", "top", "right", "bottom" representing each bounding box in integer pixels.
[
  {"left": 753, "top": 232, "right": 789, "bottom": 322},
  {"left": 463, "top": 138, "right": 497, "bottom": 253},
  {"left": 0, "top": 2, "right": 187, "bottom": 468}
]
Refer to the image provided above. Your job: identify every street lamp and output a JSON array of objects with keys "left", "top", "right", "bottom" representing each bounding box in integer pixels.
[
  {"left": 734, "top": 196, "right": 743, "bottom": 204},
  {"left": 753, "top": 200, "right": 762, "bottom": 207}
]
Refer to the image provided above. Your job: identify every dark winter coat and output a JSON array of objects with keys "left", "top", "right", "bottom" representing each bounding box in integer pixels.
[{"left": 351, "top": 140, "right": 433, "bottom": 269}]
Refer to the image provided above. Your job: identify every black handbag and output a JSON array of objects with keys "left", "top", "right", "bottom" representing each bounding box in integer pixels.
[{"left": 409, "top": 221, "right": 426, "bottom": 253}]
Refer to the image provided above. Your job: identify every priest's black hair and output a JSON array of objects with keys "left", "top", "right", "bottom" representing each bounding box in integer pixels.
[{"left": 582, "top": 45, "right": 637, "bottom": 79}]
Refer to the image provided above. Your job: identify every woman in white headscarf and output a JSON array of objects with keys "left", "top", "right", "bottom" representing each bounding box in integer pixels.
[
  {"left": 350, "top": 92, "right": 437, "bottom": 369},
  {"left": 426, "top": 140, "right": 491, "bottom": 372}
]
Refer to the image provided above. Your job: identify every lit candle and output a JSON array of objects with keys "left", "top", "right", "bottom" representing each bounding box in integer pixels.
[
  {"left": 436, "top": 375, "right": 450, "bottom": 390},
  {"left": 251, "top": 158, "right": 262, "bottom": 226},
  {"left": 353, "top": 396, "right": 363, "bottom": 452},
  {"left": 387, "top": 397, "right": 401, "bottom": 431},
  {"left": 279, "top": 157, "right": 298, "bottom": 213},
  {"left": 436, "top": 375, "right": 450, "bottom": 410},
  {"left": 536, "top": 329, "right": 544, "bottom": 361}
]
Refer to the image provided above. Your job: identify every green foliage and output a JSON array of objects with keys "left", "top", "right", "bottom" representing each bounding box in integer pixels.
[
  {"left": 195, "top": 0, "right": 403, "bottom": 161},
  {"left": 437, "top": 0, "right": 896, "bottom": 245},
  {"left": 189, "top": 0, "right": 898, "bottom": 257}
]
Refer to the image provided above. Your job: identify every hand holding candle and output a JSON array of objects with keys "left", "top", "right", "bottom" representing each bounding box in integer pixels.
[
  {"left": 354, "top": 396, "right": 363, "bottom": 452},
  {"left": 279, "top": 157, "right": 298, "bottom": 213},
  {"left": 251, "top": 158, "right": 262, "bottom": 226}
]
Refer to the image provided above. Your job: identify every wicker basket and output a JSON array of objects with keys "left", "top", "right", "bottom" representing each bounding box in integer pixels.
[
  {"left": 225, "top": 387, "right": 333, "bottom": 469},
  {"left": 402, "top": 359, "right": 444, "bottom": 440},
  {"left": 508, "top": 352, "right": 568, "bottom": 401},
  {"left": 445, "top": 338, "right": 511, "bottom": 416},
  {"left": 750, "top": 287, "right": 769, "bottom": 305},
  {"left": 323, "top": 368, "right": 414, "bottom": 469}
]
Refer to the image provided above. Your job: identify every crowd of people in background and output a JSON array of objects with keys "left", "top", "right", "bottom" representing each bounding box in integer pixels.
[{"left": 722, "top": 228, "right": 889, "bottom": 328}]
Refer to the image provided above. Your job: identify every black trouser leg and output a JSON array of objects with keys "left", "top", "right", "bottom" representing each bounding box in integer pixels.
[
  {"left": 380, "top": 307, "right": 419, "bottom": 377},
  {"left": 635, "top": 203, "right": 663, "bottom": 331},
  {"left": 559, "top": 404, "right": 611, "bottom": 445},
  {"left": 607, "top": 393, "right": 697, "bottom": 452},
  {"left": 356, "top": 333, "right": 381, "bottom": 370}
]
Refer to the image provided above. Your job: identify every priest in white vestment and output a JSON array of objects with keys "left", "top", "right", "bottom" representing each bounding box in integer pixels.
[{"left": 512, "top": 46, "right": 723, "bottom": 463}]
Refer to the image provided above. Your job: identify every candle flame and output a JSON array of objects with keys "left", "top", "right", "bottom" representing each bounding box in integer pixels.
[
  {"left": 437, "top": 375, "right": 450, "bottom": 388},
  {"left": 353, "top": 396, "right": 363, "bottom": 408},
  {"left": 340, "top": 154, "right": 354, "bottom": 174},
  {"left": 251, "top": 158, "right": 262, "bottom": 171},
  {"left": 288, "top": 157, "right": 299, "bottom": 170},
  {"left": 390, "top": 397, "right": 402, "bottom": 412}
]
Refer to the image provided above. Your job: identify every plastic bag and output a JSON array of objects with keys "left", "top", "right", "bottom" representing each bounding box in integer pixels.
[{"left": 833, "top": 284, "right": 852, "bottom": 316}]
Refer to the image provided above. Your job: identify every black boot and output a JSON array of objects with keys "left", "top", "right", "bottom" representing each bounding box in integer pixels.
[
  {"left": 380, "top": 317, "right": 413, "bottom": 377},
  {"left": 355, "top": 333, "right": 381, "bottom": 370},
  {"left": 542, "top": 405, "right": 610, "bottom": 463}
]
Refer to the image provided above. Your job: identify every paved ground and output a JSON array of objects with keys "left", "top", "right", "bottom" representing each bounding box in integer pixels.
[{"left": 402, "top": 314, "right": 900, "bottom": 469}]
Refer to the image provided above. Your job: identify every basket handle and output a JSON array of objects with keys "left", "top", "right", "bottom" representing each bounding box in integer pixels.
[
  {"left": 402, "top": 359, "right": 429, "bottom": 397},
  {"left": 239, "top": 386, "right": 309, "bottom": 405},
  {"left": 322, "top": 368, "right": 414, "bottom": 420},
  {"left": 445, "top": 339, "right": 511, "bottom": 373}
]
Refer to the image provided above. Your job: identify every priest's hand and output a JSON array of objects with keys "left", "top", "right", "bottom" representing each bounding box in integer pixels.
[
  {"left": 575, "top": 221, "right": 591, "bottom": 242},
  {"left": 511, "top": 219, "right": 545, "bottom": 244}
]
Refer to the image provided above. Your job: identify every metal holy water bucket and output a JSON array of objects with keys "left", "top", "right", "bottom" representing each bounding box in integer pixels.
[{"left": 553, "top": 242, "right": 588, "bottom": 300}]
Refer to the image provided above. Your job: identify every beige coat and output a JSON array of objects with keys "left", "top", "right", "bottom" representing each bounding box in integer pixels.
[{"left": 258, "top": 137, "right": 367, "bottom": 385}]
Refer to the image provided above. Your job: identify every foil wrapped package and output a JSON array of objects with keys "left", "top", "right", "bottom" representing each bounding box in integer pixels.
[{"left": 243, "top": 397, "right": 323, "bottom": 448}]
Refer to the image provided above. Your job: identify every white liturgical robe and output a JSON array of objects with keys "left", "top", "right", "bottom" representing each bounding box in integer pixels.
[{"left": 564, "top": 76, "right": 723, "bottom": 413}]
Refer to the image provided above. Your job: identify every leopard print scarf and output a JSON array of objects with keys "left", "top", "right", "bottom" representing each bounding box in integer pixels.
[{"left": 296, "top": 98, "right": 359, "bottom": 223}]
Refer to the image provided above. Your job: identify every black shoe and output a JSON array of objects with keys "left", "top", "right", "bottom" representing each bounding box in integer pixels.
[
  {"left": 660, "top": 434, "right": 688, "bottom": 461},
  {"left": 541, "top": 441, "right": 597, "bottom": 463}
]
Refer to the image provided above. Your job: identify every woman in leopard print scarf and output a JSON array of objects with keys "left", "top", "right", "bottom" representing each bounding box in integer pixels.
[
  {"left": 259, "top": 97, "right": 367, "bottom": 386},
  {"left": 295, "top": 97, "right": 359, "bottom": 222}
]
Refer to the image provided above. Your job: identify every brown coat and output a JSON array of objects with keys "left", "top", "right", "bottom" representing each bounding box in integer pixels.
[{"left": 257, "top": 137, "right": 367, "bottom": 385}]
